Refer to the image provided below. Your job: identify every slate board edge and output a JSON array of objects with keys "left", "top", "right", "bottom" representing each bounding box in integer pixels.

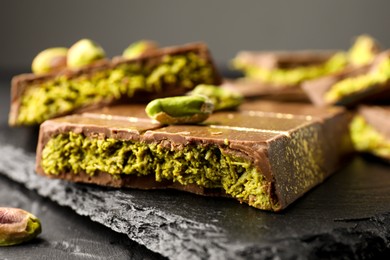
[
  {"left": 0, "top": 144, "right": 247, "bottom": 259},
  {"left": 0, "top": 144, "right": 389, "bottom": 259}
]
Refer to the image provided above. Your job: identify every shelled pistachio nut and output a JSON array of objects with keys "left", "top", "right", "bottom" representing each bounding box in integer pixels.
[
  {"left": 188, "top": 84, "right": 243, "bottom": 111},
  {"left": 0, "top": 207, "right": 42, "bottom": 246},
  {"left": 67, "top": 39, "right": 106, "bottom": 69},
  {"left": 348, "top": 35, "right": 380, "bottom": 66},
  {"left": 31, "top": 47, "right": 68, "bottom": 75},
  {"left": 145, "top": 95, "right": 214, "bottom": 125},
  {"left": 122, "top": 40, "right": 159, "bottom": 59}
]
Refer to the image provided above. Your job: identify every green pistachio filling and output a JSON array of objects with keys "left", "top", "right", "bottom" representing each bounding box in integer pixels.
[
  {"left": 350, "top": 116, "right": 390, "bottom": 158},
  {"left": 41, "top": 132, "right": 274, "bottom": 210},
  {"left": 17, "top": 53, "right": 216, "bottom": 125},
  {"left": 325, "top": 57, "right": 390, "bottom": 103},
  {"left": 233, "top": 52, "right": 347, "bottom": 86}
]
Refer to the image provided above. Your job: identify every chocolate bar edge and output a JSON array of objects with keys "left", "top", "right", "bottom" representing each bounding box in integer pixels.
[
  {"left": 35, "top": 102, "right": 353, "bottom": 212},
  {"left": 9, "top": 42, "right": 222, "bottom": 126}
]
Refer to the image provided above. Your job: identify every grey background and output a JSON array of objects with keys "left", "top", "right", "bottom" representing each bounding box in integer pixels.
[{"left": 1, "top": 0, "right": 390, "bottom": 71}]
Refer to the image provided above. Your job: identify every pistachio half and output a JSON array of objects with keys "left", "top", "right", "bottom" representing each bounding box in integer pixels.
[
  {"left": 348, "top": 35, "right": 380, "bottom": 66},
  {"left": 31, "top": 47, "right": 68, "bottom": 75},
  {"left": 0, "top": 207, "right": 42, "bottom": 246},
  {"left": 122, "top": 40, "right": 159, "bottom": 59},
  {"left": 188, "top": 84, "right": 243, "bottom": 111},
  {"left": 67, "top": 39, "right": 106, "bottom": 69},
  {"left": 145, "top": 95, "right": 214, "bottom": 125}
]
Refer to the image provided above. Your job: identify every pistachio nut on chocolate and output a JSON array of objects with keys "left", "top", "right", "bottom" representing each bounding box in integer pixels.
[
  {"left": 145, "top": 95, "right": 214, "bottom": 124},
  {"left": 31, "top": 47, "right": 68, "bottom": 75},
  {"left": 122, "top": 40, "right": 159, "bottom": 59},
  {"left": 67, "top": 39, "right": 106, "bottom": 69}
]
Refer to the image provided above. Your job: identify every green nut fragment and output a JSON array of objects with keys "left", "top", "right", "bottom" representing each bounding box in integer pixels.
[
  {"left": 348, "top": 35, "right": 379, "bottom": 66},
  {"left": 188, "top": 84, "right": 243, "bottom": 111},
  {"left": 31, "top": 47, "right": 68, "bottom": 75},
  {"left": 67, "top": 39, "right": 106, "bottom": 69},
  {"left": 123, "top": 40, "right": 159, "bottom": 59},
  {"left": 145, "top": 95, "right": 214, "bottom": 124},
  {"left": 0, "top": 207, "right": 42, "bottom": 246}
]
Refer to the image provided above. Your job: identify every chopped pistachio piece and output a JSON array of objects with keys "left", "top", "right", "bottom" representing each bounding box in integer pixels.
[
  {"left": 0, "top": 207, "right": 42, "bottom": 246},
  {"left": 67, "top": 39, "right": 106, "bottom": 69},
  {"left": 145, "top": 95, "right": 214, "bottom": 124},
  {"left": 123, "top": 40, "right": 159, "bottom": 59},
  {"left": 31, "top": 47, "right": 68, "bottom": 75},
  {"left": 188, "top": 84, "right": 243, "bottom": 110}
]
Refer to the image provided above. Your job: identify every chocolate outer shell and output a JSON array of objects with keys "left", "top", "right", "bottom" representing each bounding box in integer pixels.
[
  {"left": 35, "top": 100, "right": 353, "bottom": 211},
  {"left": 234, "top": 50, "right": 338, "bottom": 70},
  {"left": 9, "top": 43, "right": 222, "bottom": 126},
  {"left": 221, "top": 78, "right": 309, "bottom": 102}
]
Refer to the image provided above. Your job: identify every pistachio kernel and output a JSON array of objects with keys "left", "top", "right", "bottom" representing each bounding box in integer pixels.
[
  {"left": 122, "top": 40, "right": 159, "bottom": 59},
  {"left": 31, "top": 47, "right": 68, "bottom": 75},
  {"left": 0, "top": 207, "right": 42, "bottom": 246},
  {"left": 67, "top": 39, "right": 106, "bottom": 69},
  {"left": 188, "top": 84, "right": 243, "bottom": 111},
  {"left": 145, "top": 95, "right": 214, "bottom": 125},
  {"left": 348, "top": 35, "right": 380, "bottom": 66}
]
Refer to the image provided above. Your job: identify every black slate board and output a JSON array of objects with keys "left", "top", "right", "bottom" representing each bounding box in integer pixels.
[
  {"left": 0, "top": 173, "right": 164, "bottom": 260},
  {"left": 1, "top": 79, "right": 390, "bottom": 259}
]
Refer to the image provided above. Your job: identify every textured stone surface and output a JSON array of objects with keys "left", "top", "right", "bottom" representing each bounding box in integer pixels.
[
  {"left": 0, "top": 143, "right": 390, "bottom": 259},
  {"left": 0, "top": 174, "right": 165, "bottom": 260},
  {"left": 1, "top": 80, "right": 390, "bottom": 259}
]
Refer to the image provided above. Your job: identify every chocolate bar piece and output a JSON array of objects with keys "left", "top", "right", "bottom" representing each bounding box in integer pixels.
[
  {"left": 9, "top": 42, "right": 221, "bottom": 126},
  {"left": 221, "top": 78, "right": 309, "bottom": 102},
  {"left": 231, "top": 50, "right": 347, "bottom": 88},
  {"left": 35, "top": 100, "right": 352, "bottom": 212},
  {"left": 302, "top": 51, "right": 390, "bottom": 107},
  {"left": 350, "top": 105, "right": 390, "bottom": 161},
  {"left": 231, "top": 35, "right": 381, "bottom": 90}
]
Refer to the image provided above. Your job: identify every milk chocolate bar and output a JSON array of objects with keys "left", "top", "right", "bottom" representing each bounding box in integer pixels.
[
  {"left": 350, "top": 105, "right": 390, "bottom": 161},
  {"left": 233, "top": 50, "right": 337, "bottom": 71},
  {"left": 231, "top": 35, "right": 381, "bottom": 90},
  {"left": 35, "top": 100, "right": 352, "bottom": 211},
  {"left": 231, "top": 50, "right": 346, "bottom": 88},
  {"left": 302, "top": 51, "right": 390, "bottom": 107},
  {"left": 221, "top": 78, "right": 309, "bottom": 102},
  {"left": 9, "top": 43, "right": 221, "bottom": 126}
]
